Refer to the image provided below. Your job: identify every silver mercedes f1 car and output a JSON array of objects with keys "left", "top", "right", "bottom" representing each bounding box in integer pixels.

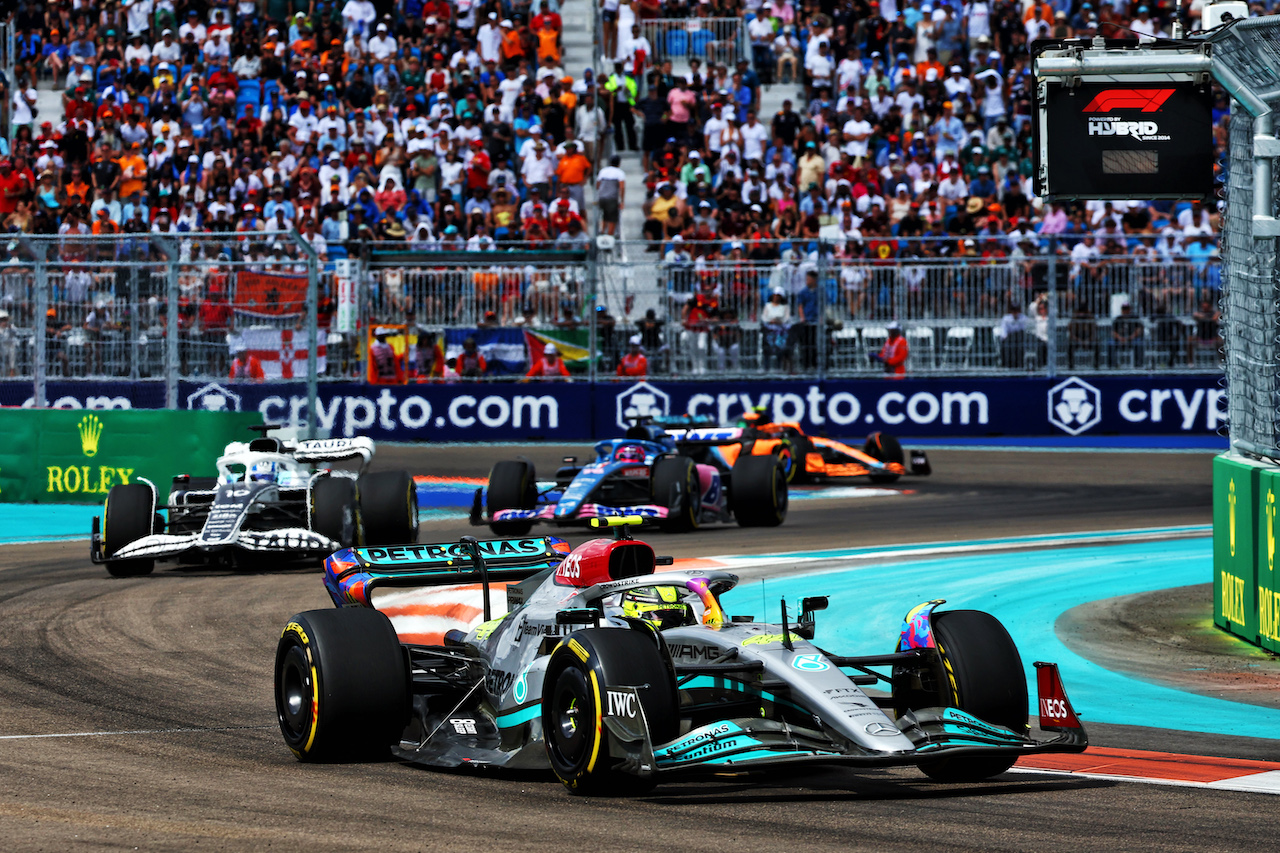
[
  {"left": 91, "top": 426, "right": 417, "bottom": 577},
  {"left": 273, "top": 518, "right": 1087, "bottom": 794}
]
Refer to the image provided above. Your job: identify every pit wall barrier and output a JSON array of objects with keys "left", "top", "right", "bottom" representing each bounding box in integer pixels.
[
  {"left": 0, "top": 409, "right": 262, "bottom": 504},
  {"left": 1212, "top": 452, "right": 1280, "bottom": 650}
]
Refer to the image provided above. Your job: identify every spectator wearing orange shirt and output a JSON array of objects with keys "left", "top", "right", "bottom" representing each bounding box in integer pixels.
[
  {"left": 537, "top": 19, "right": 562, "bottom": 64},
  {"left": 117, "top": 142, "right": 148, "bottom": 200},
  {"left": 617, "top": 335, "right": 648, "bottom": 377},
  {"left": 523, "top": 343, "right": 572, "bottom": 381},
  {"left": 555, "top": 140, "right": 591, "bottom": 211},
  {"left": 229, "top": 345, "right": 265, "bottom": 381},
  {"left": 869, "top": 321, "right": 910, "bottom": 378}
]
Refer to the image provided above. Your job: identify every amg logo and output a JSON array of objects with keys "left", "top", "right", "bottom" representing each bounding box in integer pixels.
[
  {"left": 666, "top": 643, "right": 720, "bottom": 662},
  {"left": 1087, "top": 118, "right": 1160, "bottom": 139}
]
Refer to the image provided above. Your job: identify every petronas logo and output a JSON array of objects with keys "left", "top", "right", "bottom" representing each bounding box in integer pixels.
[{"left": 79, "top": 414, "right": 104, "bottom": 458}]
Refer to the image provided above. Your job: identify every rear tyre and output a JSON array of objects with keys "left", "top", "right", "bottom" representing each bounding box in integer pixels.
[
  {"left": 864, "top": 432, "right": 904, "bottom": 484},
  {"left": 731, "top": 454, "right": 788, "bottom": 527},
  {"left": 102, "top": 483, "right": 155, "bottom": 578},
  {"left": 311, "top": 476, "right": 359, "bottom": 547},
  {"left": 274, "top": 608, "right": 409, "bottom": 762},
  {"left": 914, "top": 610, "right": 1029, "bottom": 782},
  {"left": 543, "top": 628, "right": 678, "bottom": 795},
  {"left": 359, "top": 470, "right": 419, "bottom": 546},
  {"left": 488, "top": 460, "right": 537, "bottom": 536},
  {"left": 652, "top": 455, "right": 699, "bottom": 533}
]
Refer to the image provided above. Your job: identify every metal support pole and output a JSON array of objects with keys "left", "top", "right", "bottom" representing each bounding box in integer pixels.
[
  {"left": 166, "top": 259, "right": 179, "bottom": 408},
  {"left": 587, "top": 244, "right": 598, "bottom": 383},
  {"left": 292, "top": 229, "right": 320, "bottom": 439},
  {"left": 816, "top": 249, "right": 828, "bottom": 380},
  {"left": 128, "top": 264, "right": 139, "bottom": 381},
  {"left": 1046, "top": 236, "right": 1058, "bottom": 378},
  {"left": 32, "top": 248, "right": 46, "bottom": 408}
]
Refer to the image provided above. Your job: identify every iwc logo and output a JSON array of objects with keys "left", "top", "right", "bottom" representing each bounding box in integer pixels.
[{"left": 1047, "top": 377, "right": 1102, "bottom": 436}]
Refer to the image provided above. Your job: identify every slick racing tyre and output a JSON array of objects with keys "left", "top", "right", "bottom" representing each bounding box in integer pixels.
[
  {"left": 542, "top": 628, "right": 678, "bottom": 796},
  {"left": 767, "top": 439, "right": 798, "bottom": 484},
  {"left": 652, "top": 455, "right": 699, "bottom": 533},
  {"left": 275, "top": 608, "right": 410, "bottom": 762},
  {"left": 730, "top": 454, "right": 788, "bottom": 527},
  {"left": 487, "top": 460, "right": 538, "bottom": 536},
  {"left": 311, "top": 476, "right": 360, "bottom": 548},
  {"left": 913, "top": 610, "right": 1029, "bottom": 782},
  {"left": 359, "top": 470, "right": 419, "bottom": 546},
  {"left": 788, "top": 434, "right": 815, "bottom": 484},
  {"left": 863, "top": 432, "right": 905, "bottom": 484},
  {"left": 102, "top": 483, "right": 155, "bottom": 578}
]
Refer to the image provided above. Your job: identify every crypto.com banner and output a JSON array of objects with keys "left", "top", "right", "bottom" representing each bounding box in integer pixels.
[{"left": 1, "top": 376, "right": 1224, "bottom": 440}]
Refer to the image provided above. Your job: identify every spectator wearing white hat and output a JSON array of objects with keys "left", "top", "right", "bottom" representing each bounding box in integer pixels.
[
  {"left": 524, "top": 343, "right": 571, "bottom": 381},
  {"left": 617, "top": 335, "right": 648, "bottom": 377},
  {"left": 870, "top": 322, "right": 910, "bottom": 378}
]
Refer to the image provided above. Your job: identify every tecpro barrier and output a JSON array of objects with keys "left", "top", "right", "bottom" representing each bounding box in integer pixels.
[
  {"left": 1, "top": 375, "right": 1225, "bottom": 442},
  {"left": 0, "top": 408, "right": 261, "bottom": 504}
]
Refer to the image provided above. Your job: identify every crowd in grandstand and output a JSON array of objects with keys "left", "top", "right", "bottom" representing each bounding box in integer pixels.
[{"left": 0, "top": 0, "right": 1228, "bottom": 378}]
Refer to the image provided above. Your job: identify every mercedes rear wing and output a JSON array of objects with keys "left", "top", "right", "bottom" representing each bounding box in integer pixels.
[{"left": 324, "top": 536, "right": 571, "bottom": 619}]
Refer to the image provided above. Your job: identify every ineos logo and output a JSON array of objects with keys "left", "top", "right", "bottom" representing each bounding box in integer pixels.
[
  {"left": 607, "top": 690, "right": 638, "bottom": 718},
  {"left": 1040, "top": 698, "right": 1069, "bottom": 719},
  {"left": 559, "top": 552, "right": 583, "bottom": 579}
]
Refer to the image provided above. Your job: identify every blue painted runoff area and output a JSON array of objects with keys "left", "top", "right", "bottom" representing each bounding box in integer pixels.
[
  {"left": 0, "top": 504, "right": 101, "bottom": 543},
  {"left": 726, "top": 537, "right": 1280, "bottom": 741}
]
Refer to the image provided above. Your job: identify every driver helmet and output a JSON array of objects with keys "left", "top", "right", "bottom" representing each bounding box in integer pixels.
[
  {"left": 614, "top": 444, "right": 646, "bottom": 464},
  {"left": 621, "top": 586, "right": 694, "bottom": 628},
  {"left": 249, "top": 460, "right": 279, "bottom": 483}
]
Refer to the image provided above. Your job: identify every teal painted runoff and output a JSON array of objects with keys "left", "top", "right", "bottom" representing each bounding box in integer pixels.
[{"left": 726, "top": 538, "right": 1280, "bottom": 741}]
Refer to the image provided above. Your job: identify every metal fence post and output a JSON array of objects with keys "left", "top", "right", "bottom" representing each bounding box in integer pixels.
[
  {"left": 292, "top": 229, "right": 319, "bottom": 440},
  {"left": 166, "top": 258, "right": 179, "bottom": 408},
  {"left": 128, "top": 262, "right": 140, "bottom": 382},
  {"left": 1046, "top": 236, "right": 1058, "bottom": 378},
  {"left": 32, "top": 248, "right": 46, "bottom": 408},
  {"left": 817, "top": 249, "right": 828, "bottom": 379},
  {"left": 588, "top": 244, "right": 598, "bottom": 383}
]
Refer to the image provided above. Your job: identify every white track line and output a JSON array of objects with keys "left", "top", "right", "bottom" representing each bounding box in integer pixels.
[
  {"left": 1009, "top": 767, "right": 1280, "bottom": 795},
  {"left": 0, "top": 725, "right": 273, "bottom": 740}
]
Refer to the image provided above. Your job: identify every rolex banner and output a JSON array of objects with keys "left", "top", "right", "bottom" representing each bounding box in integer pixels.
[
  {"left": 1213, "top": 453, "right": 1270, "bottom": 648},
  {"left": 0, "top": 409, "right": 261, "bottom": 504}
]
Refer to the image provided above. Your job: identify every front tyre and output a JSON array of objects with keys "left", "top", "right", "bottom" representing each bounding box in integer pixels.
[
  {"left": 730, "top": 454, "right": 788, "bottom": 527},
  {"left": 652, "top": 455, "right": 699, "bottom": 533},
  {"left": 542, "top": 628, "right": 678, "bottom": 795},
  {"left": 487, "top": 460, "right": 537, "bottom": 536},
  {"left": 102, "top": 483, "right": 155, "bottom": 577},
  {"left": 914, "top": 610, "right": 1029, "bottom": 782},
  {"left": 864, "top": 432, "right": 904, "bottom": 484},
  {"left": 359, "top": 470, "right": 419, "bottom": 546},
  {"left": 274, "top": 608, "right": 409, "bottom": 762}
]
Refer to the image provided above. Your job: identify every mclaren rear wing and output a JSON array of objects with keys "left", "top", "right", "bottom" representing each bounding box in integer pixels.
[{"left": 324, "top": 536, "right": 571, "bottom": 619}]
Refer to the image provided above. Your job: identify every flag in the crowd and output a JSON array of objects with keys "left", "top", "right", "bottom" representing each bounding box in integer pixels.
[
  {"left": 235, "top": 271, "right": 308, "bottom": 318},
  {"left": 523, "top": 329, "right": 594, "bottom": 372},
  {"left": 237, "top": 326, "right": 326, "bottom": 379},
  {"left": 445, "top": 328, "right": 528, "bottom": 375}
]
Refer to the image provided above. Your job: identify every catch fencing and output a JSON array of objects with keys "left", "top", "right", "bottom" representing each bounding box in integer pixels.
[{"left": 0, "top": 235, "right": 1222, "bottom": 406}]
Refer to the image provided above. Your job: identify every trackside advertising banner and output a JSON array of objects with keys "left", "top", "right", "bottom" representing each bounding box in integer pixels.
[
  {"left": 0, "top": 408, "right": 260, "bottom": 503},
  {"left": 0, "top": 376, "right": 1224, "bottom": 440}
]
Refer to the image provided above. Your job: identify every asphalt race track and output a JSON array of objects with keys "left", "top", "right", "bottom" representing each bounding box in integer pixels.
[{"left": 7, "top": 445, "right": 1280, "bottom": 852}]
